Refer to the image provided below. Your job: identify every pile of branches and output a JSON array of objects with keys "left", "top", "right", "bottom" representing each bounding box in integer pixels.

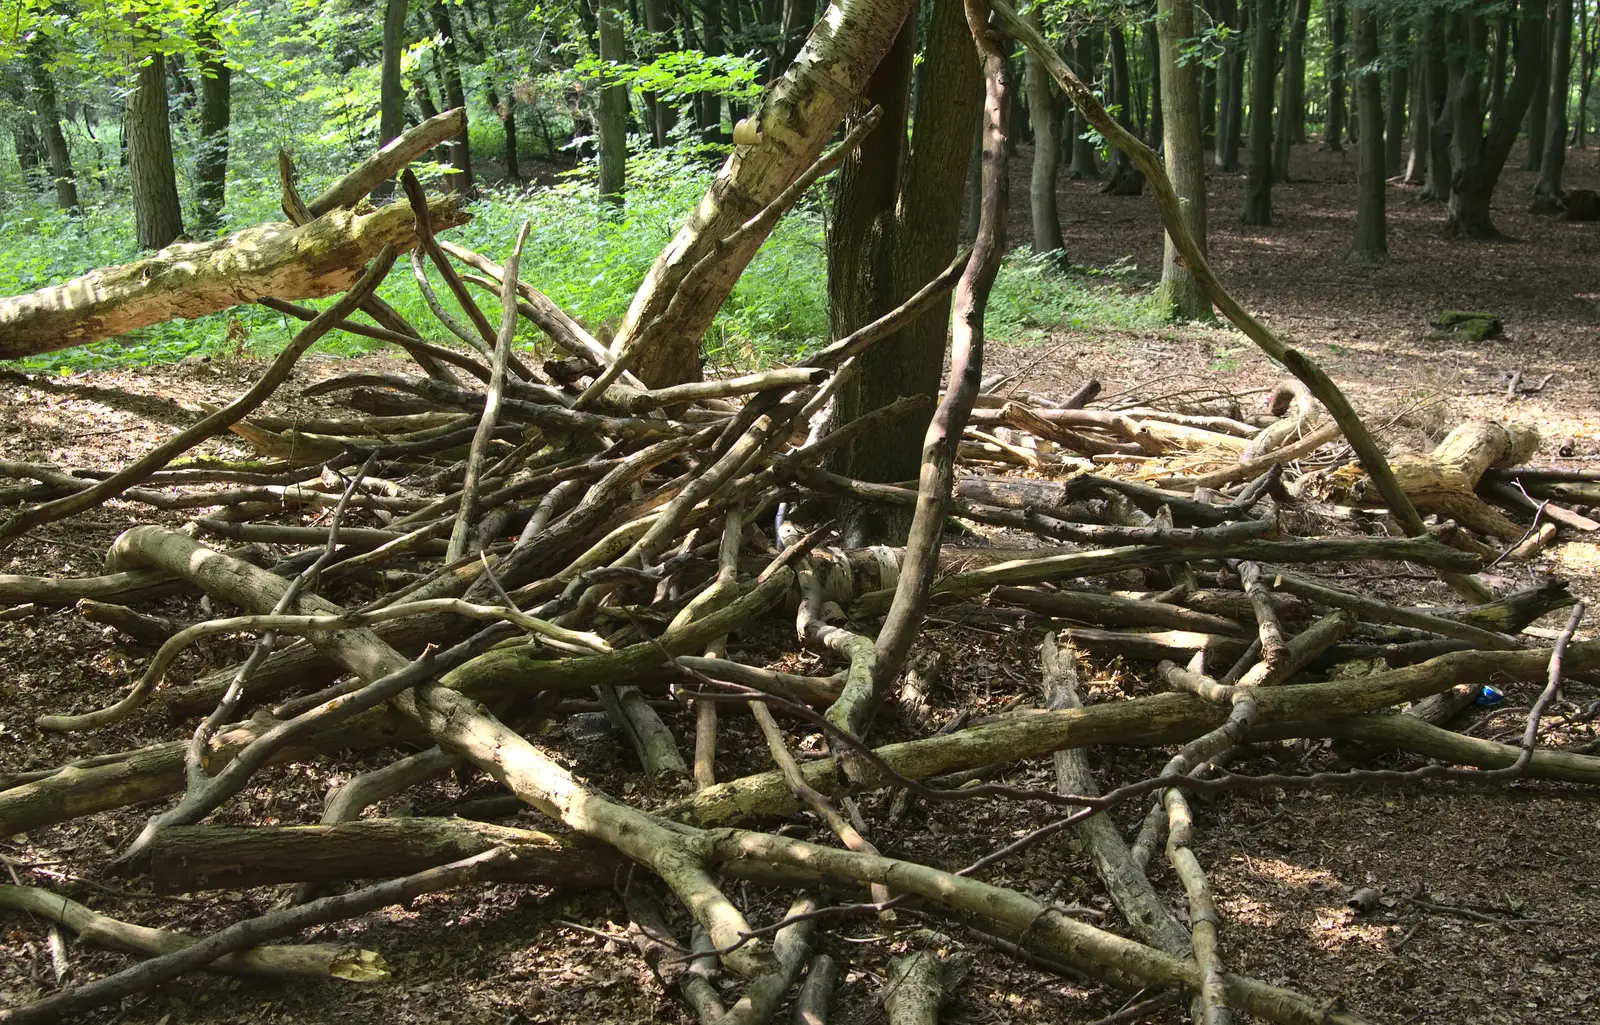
[{"left": 2, "top": 10, "right": 1599, "bottom": 1024}]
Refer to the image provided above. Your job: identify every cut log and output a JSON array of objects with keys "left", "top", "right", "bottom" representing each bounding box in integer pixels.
[
  {"left": 0, "top": 195, "right": 467, "bottom": 359},
  {"left": 1316, "top": 420, "right": 1539, "bottom": 539}
]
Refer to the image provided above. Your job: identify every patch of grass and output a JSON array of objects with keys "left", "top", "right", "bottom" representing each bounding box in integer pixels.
[{"left": 3, "top": 146, "right": 1163, "bottom": 375}]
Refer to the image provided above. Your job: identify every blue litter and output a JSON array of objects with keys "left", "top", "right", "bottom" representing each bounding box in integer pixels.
[{"left": 1475, "top": 685, "right": 1505, "bottom": 708}]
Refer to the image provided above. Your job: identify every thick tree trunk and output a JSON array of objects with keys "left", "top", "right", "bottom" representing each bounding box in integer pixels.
[
  {"left": 1157, "top": 0, "right": 1211, "bottom": 320},
  {"left": 1385, "top": 20, "right": 1410, "bottom": 177},
  {"left": 127, "top": 51, "right": 185, "bottom": 249},
  {"left": 1537, "top": 0, "right": 1575, "bottom": 196},
  {"left": 0, "top": 196, "right": 467, "bottom": 359},
  {"left": 429, "top": 3, "right": 475, "bottom": 196},
  {"left": 1323, "top": 0, "right": 1346, "bottom": 151},
  {"left": 640, "top": 0, "right": 677, "bottom": 145},
  {"left": 1350, "top": 4, "right": 1387, "bottom": 265},
  {"left": 1025, "top": 7, "right": 1066, "bottom": 253},
  {"left": 1241, "top": 0, "right": 1275, "bottom": 225},
  {"left": 1448, "top": 0, "right": 1546, "bottom": 237},
  {"left": 608, "top": 0, "right": 916, "bottom": 388},
  {"left": 27, "top": 43, "right": 80, "bottom": 215},
  {"left": 1273, "top": 0, "right": 1310, "bottom": 180},
  {"left": 826, "top": 0, "right": 979, "bottom": 545},
  {"left": 194, "top": 27, "right": 231, "bottom": 237},
  {"left": 1216, "top": 0, "right": 1244, "bottom": 169},
  {"left": 1490, "top": 13, "right": 1510, "bottom": 132}
]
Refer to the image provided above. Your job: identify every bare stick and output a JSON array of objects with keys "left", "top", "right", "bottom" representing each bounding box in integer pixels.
[
  {"left": 0, "top": 849, "right": 511, "bottom": 1025},
  {"left": 450, "top": 221, "right": 532, "bottom": 562}
]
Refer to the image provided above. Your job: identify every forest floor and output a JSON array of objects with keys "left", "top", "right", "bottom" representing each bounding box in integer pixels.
[{"left": 3, "top": 142, "right": 1600, "bottom": 1024}]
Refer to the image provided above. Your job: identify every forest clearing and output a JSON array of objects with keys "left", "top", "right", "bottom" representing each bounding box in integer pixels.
[{"left": 3, "top": 0, "right": 1600, "bottom": 1022}]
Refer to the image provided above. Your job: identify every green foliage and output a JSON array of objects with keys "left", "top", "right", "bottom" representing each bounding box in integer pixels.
[{"left": 0, "top": 139, "right": 1164, "bottom": 376}]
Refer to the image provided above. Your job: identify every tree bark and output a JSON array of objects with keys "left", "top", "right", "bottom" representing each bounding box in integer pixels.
[
  {"left": 1104, "top": 27, "right": 1144, "bottom": 193},
  {"left": 496, "top": 87, "right": 522, "bottom": 183},
  {"left": 194, "top": 18, "right": 231, "bottom": 237},
  {"left": 27, "top": 42, "right": 80, "bottom": 215},
  {"left": 597, "top": 0, "right": 629, "bottom": 201},
  {"left": 1537, "top": 0, "right": 1575, "bottom": 196},
  {"left": 1273, "top": 0, "right": 1310, "bottom": 180},
  {"left": 1241, "top": 0, "right": 1275, "bottom": 225},
  {"left": 1422, "top": 11, "right": 1452, "bottom": 201},
  {"left": 1385, "top": 20, "right": 1410, "bottom": 177},
  {"left": 1350, "top": 3, "right": 1387, "bottom": 265},
  {"left": 1216, "top": 0, "right": 1244, "bottom": 169},
  {"left": 1448, "top": 0, "right": 1547, "bottom": 237},
  {"left": 428, "top": 2, "right": 475, "bottom": 197},
  {"left": 1157, "top": 0, "right": 1211, "bottom": 319},
  {"left": 1146, "top": 21, "right": 1164, "bottom": 145},
  {"left": 1404, "top": 34, "right": 1429, "bottom": 182},
  {"left": 1323, "top": 0, "right": 1347, "bottom": 151},
  {"left": 826, "top": 0, "right": 979, "bottom": 544},
  {"left": 127, "top": 50, "right": 185, "bottom": 249},
  {"left": 1025, "top": 7, "right": 1066, "bottom": 253},
  {"left": 3, "top": 69, "right": 43, "bottom": 185},
  {"left": 608, "top": 0, "right": 917, "bottom": 387},
  {"left": 0, "top": 196, "right": 467, "bottom": 359},
  {"left": 1068, "top": 32, "right": 1103, "bottom": 178},
  {"left": 1574, "top": 0, "right": 1594, "bottom": 146},
  {"left": 380, "top": 0, "right": 409, "bottom": 165},
  {"left": 1522, "top": 13, "right": 1551, "bottom": 172}
]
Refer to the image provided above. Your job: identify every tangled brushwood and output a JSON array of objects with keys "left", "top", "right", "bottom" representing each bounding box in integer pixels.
[{"left": 2, "top": 6, "right": 1600, "bottom": 1024}]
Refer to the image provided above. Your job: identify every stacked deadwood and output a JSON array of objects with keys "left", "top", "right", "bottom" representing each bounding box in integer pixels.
[{"left": 3, "top": 23, "right": 1600, "bottom": 1025}]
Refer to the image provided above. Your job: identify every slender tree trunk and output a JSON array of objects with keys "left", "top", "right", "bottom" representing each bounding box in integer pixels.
[
  {"left": 1241, "top": 0, "right": 1275, "bottom": 224},
  {"left": 1422, "top": 11, "right": 1452, "bottom": 201},
  {"left": 1025, "top": 7, "right": 1066, "bottom": 253},
  {"left": 1350, "top": 3, "right": 1387, "bottom": 264},
  {"left": 428, "top": 3, "right": 474, "bottom": 196},
  {"left": 1158, "top": 0, "right": 1211, "bottom": 319},
  {"left": 696, "top": 0, "right": 725, "bottom": 140},
  {"left": 778, "top": 0, "right": 816, "bottom": 75},
  {"left": 1216, "top": 0, "right": 1243, "bottom": 169},
  {"left": 597, "top": 0, "right": 629, "bottom": 202},
  {"left": 1573, "top": 0, "right": 1593, "bottom": 147},
  {"left": 1537, "top": 0, "right": 1575, "bottom": 196},
  {"left": 1490, "top": 13, "right": 1510, "bottom": 130},
  {"left": 1405, "top": 35, "right": 1429, "bottom": 182},
  {"left": 642, "top": 0, "right": 678, "bottom": 145},
  {"left": 1385, "top": 20, "right": 1410, "bottom": 177},
  {"left": 1324, "top": 0, "right": 1347, "bottom": 151},
  {"left": 1068, "top": 33, "right": 1102, "bottom": 178},
  {"left": 1146, "top": 21, "right": 1164, "bottom": 145},
  {"left": 1202, "top": 52, "right": 1217, "bottom": 147},
  {"left": 1522, "top": 13, "right": 1552, "bottom": 172},
  {"left": 377, "top": 0, "right": 409, "bottom": 200},
  {"left": 495, "top": 87, "right": 522, "bottom": 183},
  {"left": 1105, "top": 27, "right": 1143, "bottom": 193},
  {"left": 827, "top": 0, "right": 979, "bottom": 543},
  {"left": 27, "top": 43, "right": 81, "bottom": 215},
  {"left": 127, "top": 51, "right": 185, "bottom": 249},
  {"left": 1449, "top": 0, "right": 1547, "bottom": 237},
  {"left": 1274, "top": 0, "right": 1310, "bottom": 180},
  {"left": 4, "top": 70, "right": 43, "bottom": 185},
  {"left": 193, "top": 18, "right": 230, "bottom": 236}
]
